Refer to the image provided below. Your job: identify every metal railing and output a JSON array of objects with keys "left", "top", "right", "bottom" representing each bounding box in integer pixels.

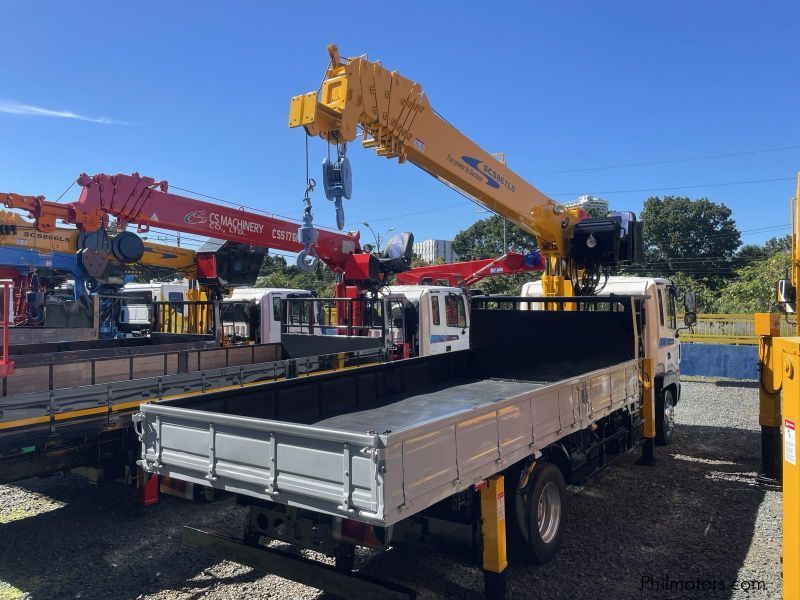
[
  {"left": 2, "top": 342, "right": 281, "bottom": 397},
  {"left": 680, "top": 313, "right": 796, "bottom": 345},
  {"left": 282, "top": 297, "right": 386, "bottom": 338},
  {"left": 153, "top": 300, "right": 214, "bottom": 335},
  {"left": 0, "top": 281, "right": 13, "bottom": 376}
]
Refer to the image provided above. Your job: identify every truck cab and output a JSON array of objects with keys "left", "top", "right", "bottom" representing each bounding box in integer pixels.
[
  {"left": 118, "top": 279, "right": 190, "bottom": 335},
  {"left": 222, "top": 287, "right": 318, "bottom": 344},
  {"left": 521, "top": 276, "right": 682, "bottom": 445},
  {"left": 380, "top": 285, "right": 470, "bottom": 357}
]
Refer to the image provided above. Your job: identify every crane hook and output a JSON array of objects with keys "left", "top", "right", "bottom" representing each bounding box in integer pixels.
[
  {"left": 296, "top": 179, "right": 319, "bottom": 272},
  {"left": 322, "top": 142, "right": 352, "bottom": 230}
]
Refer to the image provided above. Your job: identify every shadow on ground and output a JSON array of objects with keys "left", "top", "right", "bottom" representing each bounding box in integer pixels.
[
  {"left": 0, "top": 421, "right": 776, "bottom": 599},
  {"left": 0, "top": 478, "right": 259, "bottom": 600},
  {"left": 354, "top": 423, "right": 773, "bottom": 599}
]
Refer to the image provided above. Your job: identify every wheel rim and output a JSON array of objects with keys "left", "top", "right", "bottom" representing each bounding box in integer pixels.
[
  {"left": 664, "top": 395, "right": 675, "bottom": 434},
  {"left": 537, "top": 481, "right": 561, "bottom": 544}
]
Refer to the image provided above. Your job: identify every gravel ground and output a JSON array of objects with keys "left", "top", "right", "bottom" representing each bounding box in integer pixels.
[{"left": 0, "top": 381, "right": 781, "bottom": 599}]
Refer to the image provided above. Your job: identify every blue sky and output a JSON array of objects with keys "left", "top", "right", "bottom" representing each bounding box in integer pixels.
[{"left": 1, "top": 1, "right": 798, "bottom": 256}]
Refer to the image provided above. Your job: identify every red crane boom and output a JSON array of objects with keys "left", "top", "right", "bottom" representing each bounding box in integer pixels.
[
  {"left": 4, "top": 173, "right": 360, "bottom": 272},
  {"left": 396, "top": 251, "right": 543, "bottom": 288}
]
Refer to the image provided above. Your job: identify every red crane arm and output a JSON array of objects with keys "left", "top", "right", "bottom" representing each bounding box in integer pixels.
[
  {"left": 3, "top": 172, "right": 361, "bottom": 273},
  {"left": 396, "top": 251, "right": 543, "bottom": 288}
]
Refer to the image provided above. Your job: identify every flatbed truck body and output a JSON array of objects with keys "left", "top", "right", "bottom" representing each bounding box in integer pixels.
[
  {"left": 134, "top": 297, "right": 647, "bottom": 600},
  {"left": 136, "top": 350, "right": 638, "bottom": 526}
]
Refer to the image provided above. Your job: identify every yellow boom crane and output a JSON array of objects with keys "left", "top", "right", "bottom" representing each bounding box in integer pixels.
[{"left": 289, "top": 44, "right": 641, "bottom": 297}]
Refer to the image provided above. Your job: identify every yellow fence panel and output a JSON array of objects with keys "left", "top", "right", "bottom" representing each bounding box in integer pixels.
[{"left": 679, "top": 313, "right": 795, "bottom": 345}]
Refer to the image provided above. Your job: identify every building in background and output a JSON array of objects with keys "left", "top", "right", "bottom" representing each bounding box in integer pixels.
[
  {"left": 413, "top": 239, "right": 458, "bottom": 264},
  {"left": 564, "top": 194, "right": 609, "bottom": 216}
]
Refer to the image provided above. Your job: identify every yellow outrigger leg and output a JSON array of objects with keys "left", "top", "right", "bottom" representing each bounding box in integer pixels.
[
  {"left": 756, "top": 329, "right": 800, "bottom": 597},
  {"left": 480, "top": 474, "right": 508, "bottom": 599},
  {"left": 774, "top": 336, "right": 800, "bottom": 598}
]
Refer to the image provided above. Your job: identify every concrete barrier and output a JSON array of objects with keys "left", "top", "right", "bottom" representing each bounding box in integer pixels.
[{"left": 680, "top": 343, "right": 758, "bottom": 380}]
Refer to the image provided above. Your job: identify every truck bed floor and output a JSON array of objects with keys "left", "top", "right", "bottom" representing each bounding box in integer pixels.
[{"left": 313, "top": 377, "right": 546, "bottom": 434}]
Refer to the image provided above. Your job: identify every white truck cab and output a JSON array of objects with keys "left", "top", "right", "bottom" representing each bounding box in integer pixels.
[
  {"left": 380, "top": 285, "right": 470, "bottom": 357},
  {"left": 521, "top": 276, "right": 682, "bottom": 445},
  {"left": 222, "top": 287, "right": 318, "bottom": 344},
  {"left": 118, "top": 279, "right": 190, "bottom": 334}
]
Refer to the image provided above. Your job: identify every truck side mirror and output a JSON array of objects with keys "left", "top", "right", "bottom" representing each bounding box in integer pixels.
[
  {"left": 683, "top": 291, "right": 697, "bottom": 314},
  {"left": 777, "top": 279, "right": 796, "bottom": 314},
  {"left": 777, "top": 279, "right": 796, "bottom": 305},
  {"left": 684, "top": 312, "right": 697, "bottom": 327}
]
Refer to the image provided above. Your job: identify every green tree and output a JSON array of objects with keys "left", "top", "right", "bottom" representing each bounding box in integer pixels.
[
  {"left": 451, "top": 215, "right": 538, "bottom": 260},
  {"left": 666, "top": 272, "right": 718, "bottom": 313},
  {"left": 476, "top": 271, "right": 541, "bottom": 295},
  {"left": 255, "top": 254, "right": 337, "bottom": 297},
  {"left": 640, "top": 196, "right": 741, "bottom": 285},
  {"left": 583, "top": 206, "right": 607, "bottom": 218},
  {"left": 450, "top": 215, "right": 540, "bottom": 294},
  {"left": 734, "top": 235, "right": 792, "bottom": 264},
  {"left": 764, "top": 235, "right": 792, "bottom": 254},
  {"left": 718, "top": 252, "right": 791, "bottom": 313},
  {"left": 735, "top": 243, "right": 767, "bottom": 261}
]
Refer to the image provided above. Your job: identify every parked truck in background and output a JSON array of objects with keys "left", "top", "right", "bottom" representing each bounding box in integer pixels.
[
  {"left": 220, "top": 287, "right": 319, "bottom": 344},
  {"left": 117, "top": 279, "right": 192, "bottom": 335}
]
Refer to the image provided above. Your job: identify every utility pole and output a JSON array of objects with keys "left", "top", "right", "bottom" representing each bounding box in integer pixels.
[{"left": 362, "top": 222, "right": 395, "bottom": 253}]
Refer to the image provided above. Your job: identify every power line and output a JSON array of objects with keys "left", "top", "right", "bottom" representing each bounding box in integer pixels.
[
  {"left": 532, "top": 144, "right": 800, "bottom": 175},
  {"left": 365, "top": 202, "right": 465, "bottom": 223},
  {"left": 549, "top": 176, "right": 795, "bottom": 198}
]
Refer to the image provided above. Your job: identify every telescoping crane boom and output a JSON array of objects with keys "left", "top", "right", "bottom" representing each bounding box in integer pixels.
[
  {"left": 396, "top": 250, "right": 543, "bottom": 288},
  {"left": 290, "top": 45, "right": 641, "bottom": 296},
  {"left": 2, "top": 172, "right": 413, "bottom": 297}
]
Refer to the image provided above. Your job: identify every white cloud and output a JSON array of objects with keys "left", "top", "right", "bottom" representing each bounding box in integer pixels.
[{"left": 0, "top": 100, "right": 133, "bottom": 125}]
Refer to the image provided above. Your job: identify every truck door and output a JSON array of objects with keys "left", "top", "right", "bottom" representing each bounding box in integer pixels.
[
  {"left": 262, "top": 292, "right": 284, "bottom": 344},
  {"left": 656, "top": 284, "right": 679, "bottom": 374},
  {"left": 426, "top": 291, "right": 469, "bottom": 355}
]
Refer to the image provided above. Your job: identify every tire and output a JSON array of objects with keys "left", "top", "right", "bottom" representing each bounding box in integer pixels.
[
  {"left": 655, "top": 388, "right": 676, "bottom": 446},
  {"left": 506, "top": 462, "right": 566, "bottom": 564}
]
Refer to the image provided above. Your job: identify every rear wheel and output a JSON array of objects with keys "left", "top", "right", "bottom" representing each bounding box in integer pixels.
[
  {"left": 655, "top": 388, "right": 675, "bottom": 446},
  {"left": 506, "top": 462, "right": 566, "bottom": 564}
]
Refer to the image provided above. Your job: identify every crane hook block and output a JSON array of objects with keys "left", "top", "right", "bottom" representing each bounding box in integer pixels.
[
  {"left": 297, "top": 246, "right": 319, "bottom": 271},
  {"left": 322, "top": 154, "right": 352, "bottom": 230},
  {"left": 296, "top": 210, "right": 320, "bottom": 272}
]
